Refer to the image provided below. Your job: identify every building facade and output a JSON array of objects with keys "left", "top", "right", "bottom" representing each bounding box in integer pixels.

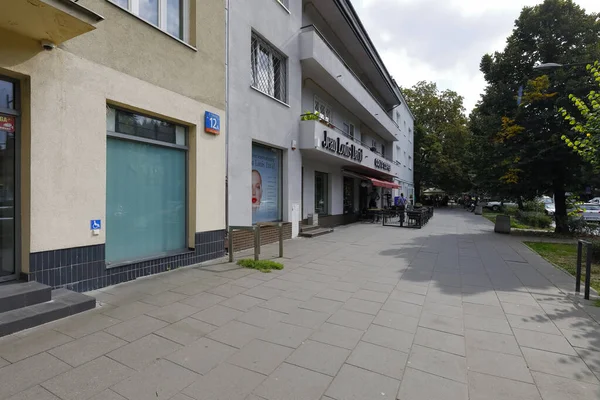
[
  {"left": 0, "top": 0, "right": 226, "bottom": 291},
  {"left": 227, "top": 0, "right": 414, "bottom": 241}
]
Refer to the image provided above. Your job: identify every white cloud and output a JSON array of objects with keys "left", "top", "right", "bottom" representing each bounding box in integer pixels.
[{"left": 353, "top": 0, "right": 600, "bottom": 113}]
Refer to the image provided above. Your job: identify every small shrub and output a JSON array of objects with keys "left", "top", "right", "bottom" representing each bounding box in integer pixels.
[
  {"left": 504, "top": 205, "right": 519, "bottom": 216},
  {"left": 237, "top": 259, "right": 284, "bottom": 273},
  {"left": 523, "top": 201, "right": 545, "bottom": 213},
  {"left": 516, "top": 211, "right": 552, "bottom": 228},
  {"left": 567, "top": 217, "right": 597, "bottom": 235}
]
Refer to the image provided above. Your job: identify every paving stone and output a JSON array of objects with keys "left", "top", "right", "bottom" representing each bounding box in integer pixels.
[
  {"left": 253, "top": 363, "right": 332, "bottom": 400},
  {"left": 220, "top": 294, "right": 265, "bottom": 311},
  {"left": 310, "top": 322, "right": 364, "bottom": 350},
  {"left": 206, "top": 320, "right": 264, "bottom": 349},
  {"left": 561, "top": 327, "right": 600, "bottom": 351},
  {"left": 465, "top": 329, "right": 521, "bottom": 356},
  {"left": 282, "top": 287, "right": 319, "bottom": 301},
  {"left": 422, "top": 301, "right": 463, "bottom": 319},
  {"left": 243, "top": 286, "right": 285, "bottom": 301},
  {"left": 111, "top": 359, "right": 198, "bottom": 400},
  {"left": 49, "top": 331, "right": 127, "bottom": 367},
  {"left": 236, "top": 307, "right": 287, "bottom": 329},
  {"left": 167, "top": 394, "right": 194, "bottom": 400},
  {"left": 532, "top": 371, "right": 600, "bottom": 400},
  {"left": 352, "top": 289, "right": 389, "bottom": 303},
  {"left": 0, "top": 353, "right": 71, "bottom": 399},
  {"left": 192, "top": 304, "right": 244, "bottom": 327},
  {"left": 381, "top": 299, "right": 423, "bottom": 318},
  {"left": 232, "top": 277, "right": 267, "bottom": 288},
  {"left": 183, "top": 362, "right": 265, "bottom": 400},
  {"left": 102, "top": 301, "right": 158, "bottom": 321},
  {"left": 346, "top": 341, "right": 407, "bottom": 379},
  {"left": 260, "top": 321, "right": 313, "bottom": 349},
  {"left": 89, "top": 390, "right": 127, "bottom": 400},
  {"left": 506, "top": 314, "right": 562, "bottom": 335},
  {"left": 501, "top": 302, "right": 545, "bottom": 317},
  {"left": 574, "top": 347, "right": 600, "bottom": 380},
  {"left": 464, "top": 314, "right": 512, "bottom": 335},
  {"left": 329, "top": 281, "right": 360, "bottom": 293},
  {"left": 299, "top": 297, "right": 343, "bottom": 314},
  {"left": 513, "top": 327, "right": 577, "bottom": 356},
  {"left": 227, "top": 339, "right": 293, "bottom": 375},
  {"left": 0, "top": 357, "right": 8, "bottom": 368},
  {"left": 324, "top": 364, "right": 400, "bottom": 400},
  {"left": 258, "top": 296, "right": 302, "bottom": 313},
  {"left": 362, "top": 281, "right": 395, "bottom": 294},
  {"left": 0, "top": 329, "right": 73, "bottom": 363},
  {"left": 388, "top": 290, "right": 426, "bottom": 306},
  {"left": 315, "top": 288, "right": 353, "bottom": 302},
  {"left": 286, "top": 340, "right": 350, "bottom": 376},
  {"left": 166, "top": 337, "right": 237, "bottom": 374},
  {"left": 179, "top": 292, "right": 227, "bottom": 310},
  {"left": 106, "top": 334, "right": 181, "bottom": 370},
  {"left": 207, "top": 283, "right": 249, "bottom": 298},
  {"left": 462, "top": 303, "right": 506, "bottom": 319},
  {"left": 170, "top": 282, "right": 213, "bottom": 296},
  {"left": 468, "top": 371, "right": 542, "bottom": 400},
  {"left": 41, "top": 356, "right": 133, "bottom": 400},
  {"left": 143, "top": 302, "right": 198, "bottom": 324},
  {"left": 154, "top": 317, "right": 217, "bottom": 345},
  {"left": 418, "top": 312, "right": 464, "bottom": 335},
  {"left": 522, "top": 347, "right": 599, "bottom": 384},
  {"left": 104, "top": 315, "right": 169, "bottom": 342},
  {"left": 397, "top": 368, "right": 468, "bottom": 400},
  {"left": 413, "top": 327, "right": 465, "bottom": 356},
  {"left": 53, "top": 312, "right": 121, "bottom": 339},
  {"left": 396, "top": 281, "right": 429, "bottom": 296},
  {"left": 4, "top": 385, "right": 61, "bottom": 400},
  {"left": 362, "top": 324, "right": 413, "bottom": 353},
  {"left": 407, "top": 345, "right": 467, "bottom": 383},
  {"left": 139, "top": 291, "right": 188, "bottom": 307},
  {"left": 342, "top": 298, "right": 382, "bottom": 315},
  {"left": 467, "top": 348, "right": 533, "bottom": 383},
  {"left": 281, "top": 308, "right": 329, "bottom": 329},
  {"left": 373, "top": 310, "right": 419, "bottom": 333}
]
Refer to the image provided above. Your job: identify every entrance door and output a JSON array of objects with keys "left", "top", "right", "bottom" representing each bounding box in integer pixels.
[{"left": 0, "top": 78, "right": 18, "bottom": 281}]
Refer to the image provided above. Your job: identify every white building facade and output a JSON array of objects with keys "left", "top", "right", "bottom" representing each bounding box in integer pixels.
[{"left": 227, "top": 0, "right": 414, "bottom": 238}]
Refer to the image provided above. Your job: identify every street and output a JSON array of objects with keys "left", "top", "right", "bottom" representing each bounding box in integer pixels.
[{"left": 0, "top": 209, "right": 599, "bottom": 400}]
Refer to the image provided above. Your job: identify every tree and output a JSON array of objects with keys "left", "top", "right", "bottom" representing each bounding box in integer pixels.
[
  {"left": 470, "top": 0, "right": 600, "bottom": 233},
  {"left": 402, "top": 81, "right": 471, "bottom": 198},
  {"left": 560, "top": 61, "right": 600, "bottom": 166}
]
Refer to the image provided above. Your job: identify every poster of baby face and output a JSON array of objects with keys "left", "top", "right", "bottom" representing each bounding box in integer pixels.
[{"left": 252, "top": 145, "right": 280, "bottom": 223}]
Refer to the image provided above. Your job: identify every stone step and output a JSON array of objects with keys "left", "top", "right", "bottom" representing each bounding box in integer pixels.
[
  {"left": 0, "top": 281, "right": 51, "bottom": 313},
  {"left": 299, "top": 227, "right": 334, "bottom": 238},
  {"left": 0, "top": 288, "right": 96, "bottom": 337},
  {"left": 300, "top": 225, "right": 322, "bottom": 233}
]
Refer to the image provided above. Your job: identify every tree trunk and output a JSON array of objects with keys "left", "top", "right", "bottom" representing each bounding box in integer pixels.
[
  {"left": 517, "top": 197, "right": 524, "bottom": 210},
  {"left": 414, "top": 180, "right": 421, "bottom": 203},
  {"left": 553, "top": 178, "right": 569, "bottom": 234}
]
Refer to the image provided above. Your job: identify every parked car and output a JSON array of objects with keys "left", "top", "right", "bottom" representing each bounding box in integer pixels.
[
  {"left": 588, "top": 197, "right": 600, "bottom": 205},
  {"left": 484, "top": 200, "right": 517, "bottom": 212},
  {"left": 573, "top": 203, "right": 600, "bottom": 222},
  {"left": 538, "top": 196, "right": 555, "bottom": 215}
]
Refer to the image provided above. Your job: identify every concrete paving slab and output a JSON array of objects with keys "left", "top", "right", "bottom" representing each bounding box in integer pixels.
[
  {"left": 165, "top": 337, "right": 237, "bottom": 374},
  {"left": 407, "top": 344, "right": 467, "bottom": 383},
  {"left": 49, "top": 331, "right": 127, "bottom": 367},
  {"left": 227, "top": 339, "right": 293, "bottom": 375},
  {"left": 325, "top": 364, "right": 400, "bottom": 400},
  {"left": 253, "top": 363, "right": 332, "bottom": 400},
  {"left": 413, "top": 327, "right": 465, "bottom": 357},
  {"left": 309, "top": 323, "right": 364, "bottom": 350},
  {"left": 397, "top": 367, "right": 468, "bottom": 400},
  {"left": 0, "top": 353, "right": 71, "bottom": 399},
  {"left": 346, "top": 341, "right": 407, "bottom": 379},
  {"left": 183, "top": 362, "right": 265, "bottom": 400},
  {"left": 286, "top": 340, "right": 350, "bottom": 376}
]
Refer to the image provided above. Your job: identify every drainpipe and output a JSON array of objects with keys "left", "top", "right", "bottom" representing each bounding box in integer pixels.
[{"left": 225, "top": 0, "right": 230, "bottom": 232}]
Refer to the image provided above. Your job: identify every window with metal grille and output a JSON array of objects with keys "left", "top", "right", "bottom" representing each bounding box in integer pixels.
[
  {"left": 314, "top": 96, "right": 332, "bottom": 122},
  {"left": 251, "top": 32, "right": 288, "bottom": 102}
]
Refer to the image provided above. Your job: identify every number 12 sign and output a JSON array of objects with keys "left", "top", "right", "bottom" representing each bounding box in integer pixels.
[{"left": 204, "top": 111, "right": 220, "bottom": 135}]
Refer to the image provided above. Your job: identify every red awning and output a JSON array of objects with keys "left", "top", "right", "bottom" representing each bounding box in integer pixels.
[{"left": 369, "top": 177, "right": 399, "bottom": 189}]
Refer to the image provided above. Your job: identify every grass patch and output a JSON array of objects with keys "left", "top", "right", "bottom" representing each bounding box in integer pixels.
[
  {"left": 482, "top": 212, "right": 538, "bottom": 230},
  {"left": 524, "top": 241, "right": 600, "bottom": 294},
  {"left": 237, "top": 259, "right": 284, "bottom": 273}
]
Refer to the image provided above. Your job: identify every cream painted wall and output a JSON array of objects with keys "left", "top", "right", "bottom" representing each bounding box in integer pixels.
[{"left": 4, "top": 49, "right": 225, "bottom": 253}]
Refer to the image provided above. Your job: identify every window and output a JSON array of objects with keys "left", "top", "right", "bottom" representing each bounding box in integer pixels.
[
  {"left": 381, "top": 144, "right": 385, "bottom": 157},
  {"left": 371, "top": 139, "right": 377, "bottom": 148},
  {"left": 106, "top": 106, "right": 187, "bottom": 264},
  {"left": 349, "top": 124, "right": 355, "bottom": 140},
  {"left": 409, "top": 156, "right": 413, "bottom": 170},
  {"left": 314, "top": 96, "right": 332, "bottom": 122},
  {"left": 109, "top": 0, "right": 187, "bottom": 41},
  {"left": 409, "top": 127, "right": 412, "bottom": 142},
  {"left": 251, "top": 32, "right": 288, "bottom": 102},
  {"left": 315, "top": 171, "right": 329, "bottom": 215},
  {"left": 404, "top": 151, "right": 407, "bottom": 167},
  {"left": 252, "top": 143, "right": 282, "bottom": 223},
  {"left": 342, "top": 122, "right": 355, "bottom": 140}
]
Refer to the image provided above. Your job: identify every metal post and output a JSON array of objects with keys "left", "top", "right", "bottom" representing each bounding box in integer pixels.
[
  {"left": 228, "top": 227, "right": 234, "bottom": 263},
  {"left": 576, "top": 240, "right": 583, "bottom": 293},
  {"left": 254, "top": 226, "right": 260, "bottom": 261},
  {"left": 585, "top": 242, "right": 592, "bottom": 300},
  {"left": 278, "top": 222, "right": 283, "bottom": 258}
]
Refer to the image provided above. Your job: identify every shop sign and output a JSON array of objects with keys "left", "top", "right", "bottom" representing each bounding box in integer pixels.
[
  {"left": 0, "top": 115, "right": 15, "bottom": 133},
  {"left": 321, "top": 131, "right": 363, "bottom": 162},
  {"left": 204, "top": 111, "right": 220, "bottom": 135},
  {"left": 374, "top": 158, "right": 391, "bottom": 172}
]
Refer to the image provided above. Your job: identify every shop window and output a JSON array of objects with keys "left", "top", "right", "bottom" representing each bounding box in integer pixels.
[
  {"left": 105, "top": 106, "right": 187, "bottom": 264},
  {"left": 314, "top": 96, "right": 332, "bottom": 122},
  {"left": 251, "top": 32, "right": 288, "bottom": 102},
  {"left": 252, "top": 143, "right": 282, "bottom": 223},
  {"left": 315, "top": 171, "right": 328, "bottom": 215},
  {"left": 109, "top": 0, "right": 188, "bottom": 41}
]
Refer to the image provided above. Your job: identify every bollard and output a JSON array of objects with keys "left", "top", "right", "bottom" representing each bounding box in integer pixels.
[
  {"left": 278, "top": 222, "right": 284, "bottom": 258},
  {"left": 576, "top": 240, "right": 593, "bottom": 300},
  {"left": 253, "top": 226, "right": 260, "bottom": 261},
  {"left": 228, "top": 227, "right": 234, "bottom": 263},
  {"left": 576, "top": 240, "right": 583, "bottom": 293}
]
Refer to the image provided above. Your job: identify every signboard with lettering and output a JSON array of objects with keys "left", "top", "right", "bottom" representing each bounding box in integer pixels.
[
  {"left": 0, "top": 115, "right": 15, "bottom": 133},
  {"left": 374, "top": 158, "right": 391, "bottom": 172},
  {"left": 321, "top": 131, "right": 363, "bottom": 162},
  {"left": 204, "top": 111, "right": 220, "bottom": 135}
]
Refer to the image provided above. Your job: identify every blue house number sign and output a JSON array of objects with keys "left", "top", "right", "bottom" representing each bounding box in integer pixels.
[{"left": 204, "top": 111, "right": 220, "bottom": 135}]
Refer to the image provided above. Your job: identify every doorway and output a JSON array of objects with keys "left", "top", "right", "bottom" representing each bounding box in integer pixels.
[{"left": 0, "top": 77, "right": 18, "bottom": 282}]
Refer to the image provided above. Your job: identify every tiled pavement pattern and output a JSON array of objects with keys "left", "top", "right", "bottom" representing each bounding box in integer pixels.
[{"left": 1, "top": 209, "right": 600, "bottom": 400}]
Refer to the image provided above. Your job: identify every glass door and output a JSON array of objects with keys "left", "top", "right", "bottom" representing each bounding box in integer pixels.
[
  {"left": 315, "top": 171, "right": 328, "bottom": 216},
  {"left": 0, "top": 78, "right": 17, "bottom": 281}
]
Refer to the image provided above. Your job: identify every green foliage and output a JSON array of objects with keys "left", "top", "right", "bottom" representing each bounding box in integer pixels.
[
  {"left": 402, "top": 82, "right": 471, "bottom": 197},
  {"left": 504, "top": 205, "right": 519, "bottom": 216},
  {"left": 559, "top": 61, "right": 600, "bottom": 166},
  {"left": 236, "top": 259, "right": 284, "bottom": 273},
  {"left": 300, "top": 111, "right": 320, "bottom": 121},
  {"left": 516, "top": 211, "right": 552, "bottom": 228},
  {"left": 522, "top": 201, "right": 545, "bottom": 213}
]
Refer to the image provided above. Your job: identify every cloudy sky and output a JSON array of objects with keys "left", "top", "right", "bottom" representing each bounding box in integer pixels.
[{"left": 353, "top": 0, "right": 600, "bottom": 113}]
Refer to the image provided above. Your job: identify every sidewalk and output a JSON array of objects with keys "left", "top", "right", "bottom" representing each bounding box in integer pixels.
[{"left": 0, "top": 209, "right": 599, "bottom": 400}]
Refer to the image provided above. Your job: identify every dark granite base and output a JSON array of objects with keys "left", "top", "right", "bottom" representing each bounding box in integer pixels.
[{"left": 27, "top": 230, "right": 225, "bottom": 292}]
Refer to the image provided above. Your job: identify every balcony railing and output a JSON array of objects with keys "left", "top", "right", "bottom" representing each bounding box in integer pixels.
[{"left": 300, "top": 25, "right": 401, "bottom": 132}]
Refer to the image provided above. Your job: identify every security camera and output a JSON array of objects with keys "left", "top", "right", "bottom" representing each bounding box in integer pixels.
[{"left": 40, "top": 40, "right": 56, "bottom": 51}]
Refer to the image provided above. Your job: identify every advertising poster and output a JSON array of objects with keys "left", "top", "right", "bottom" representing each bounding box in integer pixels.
[{"left": 252, "top": 144, "right": 280, "bottom": 223}]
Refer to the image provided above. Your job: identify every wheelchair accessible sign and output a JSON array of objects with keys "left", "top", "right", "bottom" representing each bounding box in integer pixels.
[{"left": 90, "top": 220, "right": 101, "bottom": 230}]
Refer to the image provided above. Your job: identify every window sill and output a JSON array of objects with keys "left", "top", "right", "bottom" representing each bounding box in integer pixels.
[
  {"left": 276, "top": 0, "right": 291, "bottom": 13},
  {"left": 250, "top": 86, "right": 290, "bottom": 108},
  {"left": 105, "top": 0, "right": 197, "bottom": 52}
]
